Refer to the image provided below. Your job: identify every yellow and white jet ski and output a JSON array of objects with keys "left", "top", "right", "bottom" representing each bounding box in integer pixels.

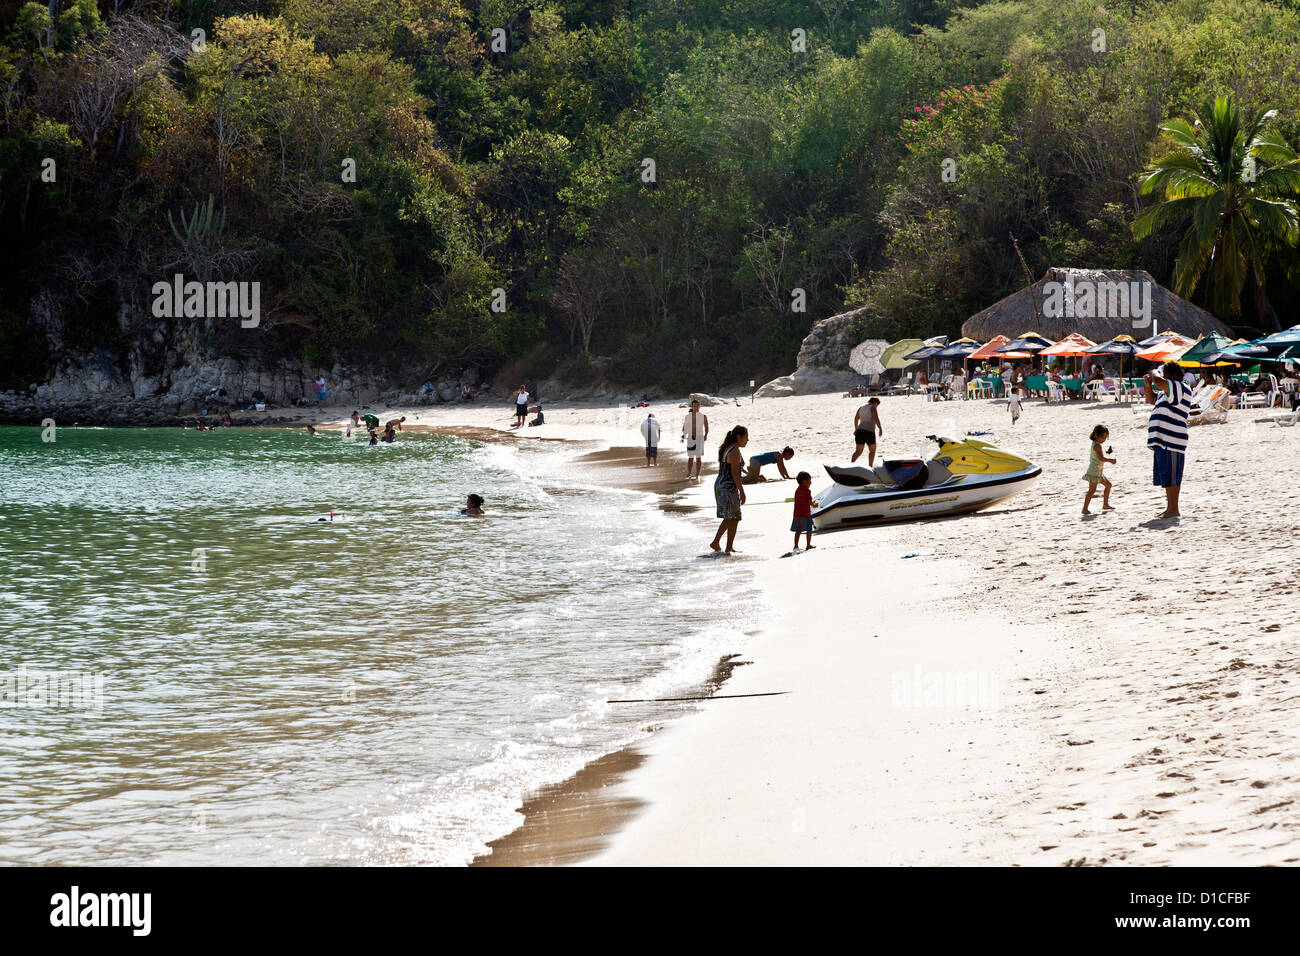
[{"left": 811, "top": 435, "right": 1041, "bottom": 529}]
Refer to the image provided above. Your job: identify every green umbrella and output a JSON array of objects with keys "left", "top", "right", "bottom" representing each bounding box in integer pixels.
[
  {"left": 881, "top": 339, "right": 923, "bottom": 370},
  {"left": 1177, "top": 332, "right": 1238, "bottom": 367}
]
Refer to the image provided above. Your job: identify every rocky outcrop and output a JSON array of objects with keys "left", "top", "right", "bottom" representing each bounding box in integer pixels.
[
  {"left": 756, "top": 308, "right": 868, "bottom": 398},
  {"left": 3, "top": 287, "right": 492, "bottom": 423}
]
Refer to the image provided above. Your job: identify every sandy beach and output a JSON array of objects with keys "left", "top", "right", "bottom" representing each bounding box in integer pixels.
[{"left": 318, "top": 389, "right": 1300, "bottom": 866}]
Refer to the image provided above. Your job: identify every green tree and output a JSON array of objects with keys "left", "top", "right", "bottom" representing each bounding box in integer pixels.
[{"left": 1132, "top": 95, "right": 1300, "bottom": 330}]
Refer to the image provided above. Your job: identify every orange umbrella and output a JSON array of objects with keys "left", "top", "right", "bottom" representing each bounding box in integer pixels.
[
  {"left": 968, "top": 335, "right": 1010, "bottom": 360},
  {"left": 1039, "top": 333, "right": 1098, "bottom": 357},
  {"left": 1137, "top": 334, "right": 1195, "bottom": 362}
]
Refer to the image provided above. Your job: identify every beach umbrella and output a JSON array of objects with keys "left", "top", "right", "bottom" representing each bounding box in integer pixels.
[
  {"left": 922, "top": 335, "right": 950, "bottom": 346},
  {"left": 1042, "top": 333, "right": 1100, "bottom": 378},
  {"left": 933, "top": 337, "right": 982, "bottom": 382},
  {"left": 934, "top": 337, "right": 981, "bottom": 358},
  {"left": 964, "top": 335, "right": 1007, "bottom": 379},
  {"left": 1136, "top": 334, "right": 1195, "bottom": 362},
  {"left": 1087, "top": 334, "right": 1139, "bottom": 380},
  {"left": 1137, "top": 330, "right": 1186, "bottom": 348},
  {"left": 1257, "top": 324, "right": 1300, "bottom": 348},
  {"left": 995, "top": 331, "right": 1055, "bottom": 354},
  {"left": 968, "top": 336, "right": 1007, "bottom": 359},
  {"left": 1177, "top": 332, "right": 1239, "bottom": 367},
  {"left": 848, "top": 339, "right": 887, "bottom": 377},
  {"left": 881, "top": 339, "right": 923, "bottom": 370},
  {"left": 903, "top": 344, "right": 944, "bottom": 360},
  {"left": 1201, "top": 345, "right": 1261, "bottom": 364},
  {"left": 1039, "top": 333, "right": 1098, "bottom": 357}
]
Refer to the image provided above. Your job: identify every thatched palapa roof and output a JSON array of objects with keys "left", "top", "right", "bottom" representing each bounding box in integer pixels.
[{"left": 963, "top": 268, "right": 1230, "bottom": 342}]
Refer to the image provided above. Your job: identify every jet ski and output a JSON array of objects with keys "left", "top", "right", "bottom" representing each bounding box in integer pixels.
[{"left": 811, "top": 435, "right": 1041, "bottom": 529}]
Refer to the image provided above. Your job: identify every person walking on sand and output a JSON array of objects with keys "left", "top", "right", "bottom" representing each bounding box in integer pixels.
[
  {"left": 1006, "top": 387, "right": 1023, "bottom": 425},
  {"left": 852, "top": 397, "right": 883, "bottom": 464},
  {"left": 1081, "top": 425, "right": 1116, "bottom": 515},
  {"left": 791, "top": 471, "right": 817, "bottom": 551},
  {"left": 640, "top": 412, "right": 661, "bottom": 466},
  {"left": 681, "top": 400, "right": 709, "bottom": 481},
  {"left": 314, "top": 376, "right": 327, "bottom": 403},
  {"left": 1144, "top": 362, "right": 1192, "bottom": 519},
  {"left": 710, "top": 426, "right": 748, "bottom": 554}
]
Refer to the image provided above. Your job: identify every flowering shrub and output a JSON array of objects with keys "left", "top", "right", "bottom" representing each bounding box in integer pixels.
[{"left": 899, "top": 80, "right": 1007, "bottom": 155}]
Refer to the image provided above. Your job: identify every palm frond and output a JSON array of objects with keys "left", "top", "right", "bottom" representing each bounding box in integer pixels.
[{"left": 1131, "top": 195, "right": 1201, "bottom": 239}]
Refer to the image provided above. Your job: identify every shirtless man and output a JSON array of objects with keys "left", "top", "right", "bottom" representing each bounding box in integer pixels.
[{"left": 852, "top": 397, "right": 883, "bottom": 465}]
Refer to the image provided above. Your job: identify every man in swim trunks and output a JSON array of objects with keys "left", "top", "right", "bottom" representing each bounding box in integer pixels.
[
  {"left": 743, "top": 446, "right": 794, "bottom": 483},
  {"left": 852, "top": 397, "right": 883, "bottom": 464},
  {"left": 386, "top": 416, "right": 406, "bottom": 431}
]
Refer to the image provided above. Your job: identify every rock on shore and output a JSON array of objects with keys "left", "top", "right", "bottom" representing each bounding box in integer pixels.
[{"left": 756, "top": 308, "right": 868, "bottom": 398}]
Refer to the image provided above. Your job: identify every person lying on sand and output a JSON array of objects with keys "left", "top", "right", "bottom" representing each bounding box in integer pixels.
[{"left": 743, "top": 447, "right": 794, "bottom": 483}]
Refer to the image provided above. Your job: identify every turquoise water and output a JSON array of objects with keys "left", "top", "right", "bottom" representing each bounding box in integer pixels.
[{"left": 0, "top": 425, "right": 754, "bottom": 864}]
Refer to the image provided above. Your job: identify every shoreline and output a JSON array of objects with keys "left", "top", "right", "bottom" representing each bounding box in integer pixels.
[
  {"left": 19, "top": 391, "right": 1299, "bottom": 865},
  {"left": 365, "top": 390, "right": 1300, "bottom": 866},
  {"left": 344, "top": 401, "right": 769, "bottom": 866}
]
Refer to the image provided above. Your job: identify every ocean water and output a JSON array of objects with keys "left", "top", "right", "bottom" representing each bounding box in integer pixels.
[{"left": 0, "top": 425, "right": 757, "bottom": 865}]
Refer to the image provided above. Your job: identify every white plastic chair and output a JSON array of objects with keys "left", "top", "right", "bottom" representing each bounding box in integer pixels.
[
  {"left": 1265, "top": 374, "right": 1281, "bottom": 408},
  {"left": 1272, "top": 406, "right": 1300, "bottom": 427}
]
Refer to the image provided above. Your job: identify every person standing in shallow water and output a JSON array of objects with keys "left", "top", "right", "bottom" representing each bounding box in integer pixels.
[
  {"left": 681, "top": 399, "right": 709, "bottom": 481},
  {"left": 710, "top": 426, "right": 748, "bottom": 554}
]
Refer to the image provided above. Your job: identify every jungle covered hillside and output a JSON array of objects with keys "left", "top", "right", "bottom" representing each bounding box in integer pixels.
[{"left": 3, "top": 0, "right": 1300, "bottom": 394}]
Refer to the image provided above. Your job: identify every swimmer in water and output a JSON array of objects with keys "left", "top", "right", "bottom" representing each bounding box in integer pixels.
[
  {"left": 306, "top": 425, "right": 317, "bottom": 436},
  {"left": 368, "top": 428, "right": 379, "bottom": 445},
  {"left": 460, "top": 494, "right": 485, "bottom": 516}
]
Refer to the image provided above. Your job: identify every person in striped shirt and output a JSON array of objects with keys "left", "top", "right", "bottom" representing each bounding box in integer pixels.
[{"left": 1143, "top": 362, "right": 1191, "bottom": 519}]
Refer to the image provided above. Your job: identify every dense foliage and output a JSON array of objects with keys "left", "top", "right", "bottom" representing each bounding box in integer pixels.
[{"left": 3, "top": 0, "right": 1300, "bottom": 393}]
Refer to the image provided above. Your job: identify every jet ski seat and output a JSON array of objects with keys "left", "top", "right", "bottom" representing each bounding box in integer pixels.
[{"left": 885, "top": 460, "right": 929, "bottom": 491}]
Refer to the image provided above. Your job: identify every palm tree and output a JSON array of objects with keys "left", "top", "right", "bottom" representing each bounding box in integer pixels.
[{"left": 1132, "top": 95, "right": 1300, "bottom": 332}]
